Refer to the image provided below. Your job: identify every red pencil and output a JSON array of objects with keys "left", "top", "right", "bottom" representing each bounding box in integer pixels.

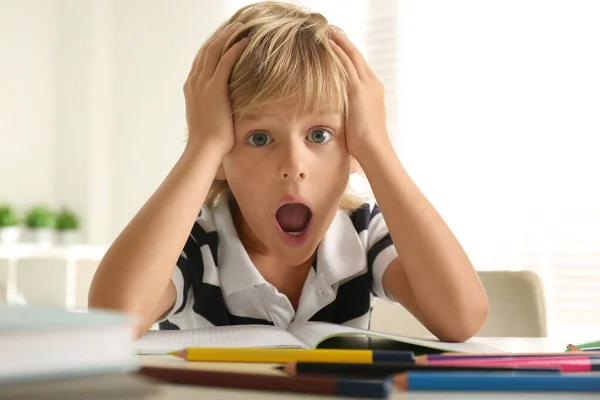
[{"left": 137, "top": 366, "right": 391, "bottom": 398}]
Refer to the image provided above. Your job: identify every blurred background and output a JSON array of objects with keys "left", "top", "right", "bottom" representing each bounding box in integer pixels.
[{"left": 1, "top": 0, "right": 599, "bottom": 337}]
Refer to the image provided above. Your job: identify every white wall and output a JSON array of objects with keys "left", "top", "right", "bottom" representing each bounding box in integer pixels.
[
  {"left": 0, "top": 0, "right": 56, "bottom": 209},
  {"left": 394, "top": 0, "right": 600, "bottom": 335},
  {"left": 1, "top": 0, "right": 228, "bottom": 244},
  {"left": 53, "top": 0, "right": 114, "bottom": 245},
  {"left": 1, "top": 0, "right": 374, "bottom": 245},
  {"left": 110, "top": 0, "right": 226, "bottom": 242}
]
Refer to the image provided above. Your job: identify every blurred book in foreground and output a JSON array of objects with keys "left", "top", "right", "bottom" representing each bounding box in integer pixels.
[{"left": 0, "top": 304, "right": 157, "bottom": 399}]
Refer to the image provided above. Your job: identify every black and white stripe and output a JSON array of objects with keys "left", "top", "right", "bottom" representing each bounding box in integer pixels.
[{"left": 158, "top": 199, "right": 398, "bottom": 331}]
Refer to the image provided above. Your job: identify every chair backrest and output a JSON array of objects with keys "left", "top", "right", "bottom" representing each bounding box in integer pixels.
[
  {"left": 370, "top": 270, "right": 547, "bottom": 338},
  {"left": 477, "top": 270, "right": 547, "bottom": 337}
]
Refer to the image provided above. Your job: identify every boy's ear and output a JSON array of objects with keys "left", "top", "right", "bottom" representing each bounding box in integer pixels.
[
  {"left": 215, "top": 164, "right": 227, "bottom": 180},
  {"left": 350, "top": 157, "right": 360, "bottom": 174}
]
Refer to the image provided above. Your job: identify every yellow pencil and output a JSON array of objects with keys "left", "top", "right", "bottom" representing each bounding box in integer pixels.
[{"left": 169, "top": 347, "right": 414, "bottom": 364}]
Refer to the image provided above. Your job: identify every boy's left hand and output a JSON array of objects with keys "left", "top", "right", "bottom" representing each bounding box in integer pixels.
[{"left": 329, "top": 28, "right": 390, "bottom": 160}]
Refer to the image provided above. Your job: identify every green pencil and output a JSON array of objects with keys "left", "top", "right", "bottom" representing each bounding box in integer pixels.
[{"left": 567, "top": 340, "right": 600, "bottom": 352}]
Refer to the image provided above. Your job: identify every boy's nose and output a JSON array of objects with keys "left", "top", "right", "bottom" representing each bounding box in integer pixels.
[
  {"left": 280, "top": 159, "right": 306, "bottom": 180},
  {"left": 278, "top": 144, "right": 307, "bottom": 180},
  {"left": 282, "top": 171, "right": 305, "bottom": 180}
]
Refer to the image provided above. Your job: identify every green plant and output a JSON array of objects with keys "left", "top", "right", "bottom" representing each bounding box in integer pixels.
[
  {"left": 25, "top": 206, "right": 56, "bottom": 229},
  {"left": 0, "top": 204, "right": 20, "bottom": 227},
  {"left": 55, "top": 207, "right": 79, "bottom": 231}
]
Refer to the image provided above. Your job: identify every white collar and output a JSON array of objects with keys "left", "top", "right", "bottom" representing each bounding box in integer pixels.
[
  {"left": 212, "top": 199, "right": 267, "bottom": 296},
  {"left": 214, "top": 199, "right": 367, "bottom": 296}
]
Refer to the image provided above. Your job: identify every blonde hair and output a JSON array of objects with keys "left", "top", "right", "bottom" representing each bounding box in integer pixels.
[{"left": 204, "top": 1, "right": 366, "bottom": 211}]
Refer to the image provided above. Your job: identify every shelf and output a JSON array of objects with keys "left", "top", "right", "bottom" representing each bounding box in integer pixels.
[{"left": 0, "top": 243, "right": 108, "bottom": 260}]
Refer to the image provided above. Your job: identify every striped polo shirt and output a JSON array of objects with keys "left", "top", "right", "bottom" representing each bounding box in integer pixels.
[{"left": 158, "top": 197, "right": 398, "bottom": 331}]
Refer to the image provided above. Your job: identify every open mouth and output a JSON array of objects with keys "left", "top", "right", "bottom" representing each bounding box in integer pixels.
[{"left": 275, "top": 203, "right": 312, "bottom": 237}]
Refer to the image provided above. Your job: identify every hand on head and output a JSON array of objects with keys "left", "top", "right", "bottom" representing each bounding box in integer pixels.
[
  {"left": 328, "top": 28, "right": 389, "bottom": 161},
  {"left": 183, "top": 23, "right": 249, "bottom": 155}
]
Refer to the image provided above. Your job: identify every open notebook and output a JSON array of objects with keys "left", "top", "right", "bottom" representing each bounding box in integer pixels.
[{"left": 135, "top": 321, "right": 505, "bottom": 355}]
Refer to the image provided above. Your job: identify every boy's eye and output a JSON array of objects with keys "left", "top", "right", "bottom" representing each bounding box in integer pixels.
[
  {"left": 307, "top": 129, "right": 332, "bottom": 144},
  {"left": 247, "top": 132, "right": 272, "bottom": 147}
]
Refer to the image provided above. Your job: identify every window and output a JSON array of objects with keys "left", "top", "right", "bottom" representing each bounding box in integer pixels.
[{"left": 374, "top": 0, "right": 600, "bottom": 336}]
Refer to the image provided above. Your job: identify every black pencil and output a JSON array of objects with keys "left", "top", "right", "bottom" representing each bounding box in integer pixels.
[{"left": 277, "top": 362, "right": 561, "bottom": 379}]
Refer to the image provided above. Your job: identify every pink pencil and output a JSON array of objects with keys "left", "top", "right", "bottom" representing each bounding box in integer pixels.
[
  {"left": 427, "top": 352, "right": 600, "bottom": 360},
  {"left": 417, "top": 356, "right": 599, "bottom": 373}
]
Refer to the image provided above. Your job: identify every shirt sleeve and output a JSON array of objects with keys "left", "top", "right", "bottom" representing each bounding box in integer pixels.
[
  {"left": 156, "top": 213, "right": 206, "bottom": 323},
  {"left": 157, "top": 236, "right": 202, "bottom": 322},
  {"left": 364, "top": 201, "right": 399, "bottom": 301},
  {"left": 156, "top": 262, "right": 186, "bottom": 323}
]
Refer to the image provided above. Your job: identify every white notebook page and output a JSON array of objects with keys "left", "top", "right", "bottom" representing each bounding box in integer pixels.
[
  {"left": 134, "top": 325, "right": 307, "bottom": 354},
  {"left": 290, "top": 322, "right": 506, "bottom": 354}
]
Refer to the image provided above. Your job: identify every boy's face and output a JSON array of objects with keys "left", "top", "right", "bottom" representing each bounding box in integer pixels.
[{"left": 221, "top": 99, "right": 357, "bottom": 266}]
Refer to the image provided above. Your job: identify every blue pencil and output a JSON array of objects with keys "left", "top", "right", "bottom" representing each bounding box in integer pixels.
[{"left": 393, "top": 371, "right": 600, "bottom": 392}]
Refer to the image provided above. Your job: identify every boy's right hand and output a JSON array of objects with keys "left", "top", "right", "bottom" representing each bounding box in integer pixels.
[{"left": 184, "top": 23, "right": 248, "bottom": 156}]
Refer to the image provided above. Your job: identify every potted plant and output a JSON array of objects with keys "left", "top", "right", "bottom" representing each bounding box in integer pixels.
[
  {"left": 0, "top": 204, "right": 21, "bottom": 245},
  {"left": 55, "top": 207, "right": 80, "bottom": 245},
  {"left": 24, "top": 205, "right": 56, "bottom": 245}
]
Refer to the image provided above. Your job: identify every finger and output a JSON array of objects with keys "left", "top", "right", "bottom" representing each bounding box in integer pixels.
[
  {"left": 187, "top": 37, "right": 217, "bottom": 86},
  {"left": 188, "top": 43, "right": 208, "bottom": 82},
  {"left": 365, "top": 62, "right": 378, "bottom": 79},
  {"left": 212, "top": 37, "right": 249, "bottom": 84},
  {"left": 329, "top": 39, "right": 359, "bottom": 83},
  {"left": 329, "top": 29, "right": 369, "bottom": 80},
  {"left": 203, "top": 23, "right": 243, "bottom": 77},
  {"left": 190, "top": 25, "right": 239, "bottom": 77}
]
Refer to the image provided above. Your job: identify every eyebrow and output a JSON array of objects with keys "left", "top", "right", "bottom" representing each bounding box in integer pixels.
[
  {"left": 241, "top": 114, "right": 269, "bottom": 121},
  {"left": 240, "top": 112, "right": 342, "bottom": 122}
]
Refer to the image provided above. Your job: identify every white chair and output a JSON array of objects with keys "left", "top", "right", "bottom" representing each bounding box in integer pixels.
[{"left": 370, "top": 270, "right": 547, "bottom": 338}]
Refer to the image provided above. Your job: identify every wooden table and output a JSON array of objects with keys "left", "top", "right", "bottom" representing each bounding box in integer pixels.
[{"left": 139, "top": 337, "right": 600, "bottom": 400}]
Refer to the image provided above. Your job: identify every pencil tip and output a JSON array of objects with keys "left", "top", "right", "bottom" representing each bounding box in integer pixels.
[
  {"left": 168, "top": 349, "right": 186, "bottom": 359},
  {"left": 273, "top": 366, "right": 284, "bottom": 371},
  {"left": 566, "top": 344, "right": 580, "bottom": 352}
]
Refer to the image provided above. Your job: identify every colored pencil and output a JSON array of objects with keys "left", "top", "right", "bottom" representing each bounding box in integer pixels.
[
  {"left": 392, "top": 371, "right": 600, "bottom": 392},
  {"left": 425, "top": 353, "right": 600, "bottom": 361},
  {"left": 277, "top": 362, "right": 561, "bottom": 379},
  {"left": 566, "top": 344, "right": 600, "bottom": 352},
  {"left": 417, "top": 355, "right": 600, "bottom": 372},
  {"left": 567, "top": 341, "right": 600, "bottom": 352},
  {"left": 169, "top": 348, "right": 414, "bottom": 364},
  {"left": 138, "top": 366, "right": 392, "bottom": 399}
]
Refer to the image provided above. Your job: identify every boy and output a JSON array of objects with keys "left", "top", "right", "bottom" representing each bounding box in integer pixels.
[{"left": 88, "top": 1, "right": 488, "bottom": 341}]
